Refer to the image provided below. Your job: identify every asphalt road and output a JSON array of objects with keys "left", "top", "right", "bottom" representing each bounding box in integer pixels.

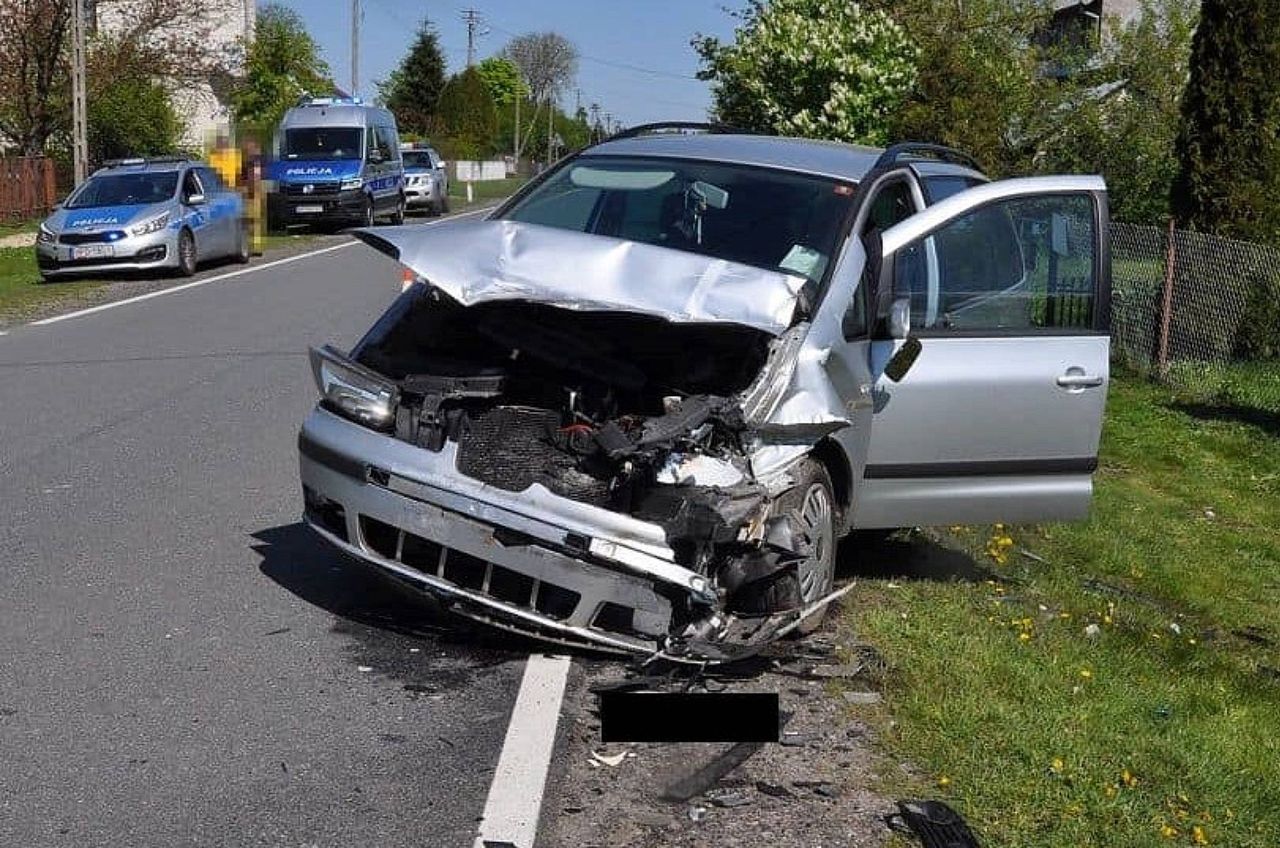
[{"left": 0, "top": 234, "right": 532, "bottom": 847}]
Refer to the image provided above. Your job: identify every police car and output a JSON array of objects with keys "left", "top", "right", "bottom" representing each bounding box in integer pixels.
[
  {"left": 36, "top": 156, "right": 246, "bottom": 281},
  {"left": 266, "top": 96, "right": 406, "bottom": 230},
  {"left": 400, "top": 143, "right": 450, "bottom": 215}
]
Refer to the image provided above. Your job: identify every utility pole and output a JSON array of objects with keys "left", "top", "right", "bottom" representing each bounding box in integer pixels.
[
  {"left": 70, "top": 0, "right": 88, "bottom": 184},
  {"left": 589, "top": 103, "right": 601, "bottom": 142},
  {"left": 513, "top": 74, "right": 522, "bottom": 165},
  {"left": 547, "top": 93, "right": 555, "bottom": 166},
  {"left": 461, "top": 9, "right": 485, "bottom": 67},
  {"left": 350, "top": 0, "right": 360, "bottom": 97}
]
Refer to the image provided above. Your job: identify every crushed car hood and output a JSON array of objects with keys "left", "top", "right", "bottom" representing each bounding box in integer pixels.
[{"left": 354, "top": 219, "right": 809, "bottom": 335}]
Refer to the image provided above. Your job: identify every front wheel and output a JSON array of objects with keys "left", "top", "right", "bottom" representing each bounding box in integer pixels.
[
  {"left": 390, "top": 195, "right": 406, "bottom": 225},
  {"left": 361, "top": 197, "right": 374, "bottom": 229},
  {"left": 776, "top": 460, "right": 837, "bottom": 634},
  {"left": 176, "top": 229, "right": 197, "bottom": 277}
]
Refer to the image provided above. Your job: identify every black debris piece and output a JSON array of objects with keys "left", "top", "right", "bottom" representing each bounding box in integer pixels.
[
  {"left": 660, "top": 711, "right": 793, "bottom": 802},
  {"left": 887, "top": 799, "right": 981, "bottom": 848},
  {"left": 754, "top": 780, "right": 794, "bottom": 798}
]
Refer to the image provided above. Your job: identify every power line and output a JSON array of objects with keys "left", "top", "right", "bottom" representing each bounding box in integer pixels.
[{"left": 481, "top": 18, "right": 699, "bottom": 81}]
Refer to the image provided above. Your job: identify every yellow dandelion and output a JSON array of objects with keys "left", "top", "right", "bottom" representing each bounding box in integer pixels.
[
  {"left": 938, "top": 775, "right": 951, "bottom": 788},
  {"left": 1019, "top": 632, "right": 1032, "bottom": 642},
  {"left": 1121, "top": 769, "right": 1138, "bottom": 788},
  {"left": 1080, "top": 668, "right": 1093, "bottom": 680},
  {"left": 1104, "top": 784, "right": 1117, "bottom": 799},
  {"left": 1192, "top": 825, "right": 1208, "bottom": 845},
  {"left": 1059, "top": 611, "right": 1072, "bottom": 620},
  {"left": 1103, "top": 615, "right": 1113, "bottom": 625},
  {"left": 1160, "top": 824, "right": 1179, "bottom": 839},
  {"left": 1051, "top": 758, "right": 1064, "bottom": 773}
]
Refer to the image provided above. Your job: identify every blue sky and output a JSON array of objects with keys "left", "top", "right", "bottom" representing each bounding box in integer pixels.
[{"left": 268, "top": 0, "right": 746, "bottom": 127}]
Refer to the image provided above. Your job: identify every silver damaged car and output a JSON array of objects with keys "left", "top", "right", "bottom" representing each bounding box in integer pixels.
[{"left": 298, "top": 127, "right": 1112, "bottom": 662}]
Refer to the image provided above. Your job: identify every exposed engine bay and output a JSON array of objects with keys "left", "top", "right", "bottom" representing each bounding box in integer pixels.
[{"left": 347, "top": 286, "right": 828, "bottom": 648}]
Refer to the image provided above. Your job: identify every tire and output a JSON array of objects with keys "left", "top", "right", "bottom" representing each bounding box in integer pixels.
[
  {"left": 773, "top": 459, "right": 838, "bottom": 634},
  {"left": 176, "top": 229, "right": 197, "bottom": 277},
  {"left": 235, "top": 222, "right": 251, "bottom": 264},
  {"left": 390, "top": 195, "right": 406, "bottom": 225},
  {"left": 361, "top": 196, "right": 375, "bottom": 229},
  {"left": 440, "top": 193, "right": 450, "bottom": 214}
]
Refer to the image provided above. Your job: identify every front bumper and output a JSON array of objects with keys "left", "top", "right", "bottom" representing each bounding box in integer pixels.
[
  {"left": 297, "top": 407, "right": 844, "bottom": 662},
  {"left": 298, "top": 407, "right": 709, "bottom": 656},
  {"left": 36, "top": 228, "right": 176, "bottom": 276},
  {"left": 269, "top": 188, "right": 367, "bottom": 225},
  {"left": 404, "top": 180, "right": 440, "bottom": 207}
]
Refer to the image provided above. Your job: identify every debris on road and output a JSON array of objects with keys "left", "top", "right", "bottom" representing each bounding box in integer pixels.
[
  {"left": 590, "top": 750, "right": 629, "bottom": 767},
  {"left": 887, "top": 799, "right": 981, "bottom": 848}
]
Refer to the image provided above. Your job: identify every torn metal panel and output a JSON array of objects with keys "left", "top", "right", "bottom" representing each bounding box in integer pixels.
[{"left": 354, "top": 219, "right": 810, "bottom": 335}]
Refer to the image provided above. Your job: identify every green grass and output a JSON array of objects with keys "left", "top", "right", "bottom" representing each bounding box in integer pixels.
[
  {"left": 0, "top": 218, "right": 39, "bottom": 239},
  {"left": 841, "top": 374, "right": 1280, "bottom": 847},
  {"left": 448, "top": 176, "right": 528, "bottom": 204},
  {"left": 0, "top": 246, "right": 103, "bottom": 320}
]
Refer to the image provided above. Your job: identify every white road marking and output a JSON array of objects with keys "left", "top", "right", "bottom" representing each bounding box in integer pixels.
[
  {"left": 30, "top": 241, "right": 358, "bottom": 326},
  {"left": 29, "top": 206, "right": 497, "bottom": 328},
  {"left": 474, "top": 654, "right": 572, "bottom": 848}
]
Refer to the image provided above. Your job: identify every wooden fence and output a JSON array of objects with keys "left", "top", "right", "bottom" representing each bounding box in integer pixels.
[{"left": 1, "top": 156, "right": 57, "bottom": 221}]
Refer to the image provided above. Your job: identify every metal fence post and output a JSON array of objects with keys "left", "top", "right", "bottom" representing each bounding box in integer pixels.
[{"left": 1157, "top": 217, "right": 1177, "bottom": 377}]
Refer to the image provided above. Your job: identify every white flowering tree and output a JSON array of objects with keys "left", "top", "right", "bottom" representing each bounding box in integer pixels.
[{"left": 694, "top": 0, "right": 917, "bottom": 145}]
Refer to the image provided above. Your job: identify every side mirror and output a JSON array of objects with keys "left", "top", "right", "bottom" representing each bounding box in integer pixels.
[
  {"left": 185, "top": 193, "right": 206, "bottom": 206},
  {"left": 883, "top": 336, "right": 922, "bottom": 383}
]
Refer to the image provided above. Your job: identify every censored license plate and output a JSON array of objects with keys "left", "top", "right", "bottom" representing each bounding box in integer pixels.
[
  {"left": 295, "top": 204, "right": 324, "bottom": 214},
  {"left": 72, "top": 244, "right": 114, "bottom": 260}
]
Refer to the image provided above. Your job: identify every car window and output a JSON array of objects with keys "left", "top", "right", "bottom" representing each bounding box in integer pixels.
[
  {"left": 197, "top": 167, "right": 224, "bottom": 192},
  {"left": 897, "top": 193, "right": 1097, "bottom": 331},
  {"left": 64, "top": 172, "right": 179, "bottom": 208},
  {"left": 863, "top": 178, "right": 915, "bottom": 235},
  {"left": 923, "top": 175, "right": 982, "bottom": 204},
  {"left": 283, "top": 127, "right": 363, "bottom": 160},
  {"left": 503, "top": 155, "right": 857, "bottom": 285},
  {"left": 374, "top": 125, "right": 398, "bottom": 162},
  {"left": 182, "top": 169, "right": 204, "bottom": 199}
]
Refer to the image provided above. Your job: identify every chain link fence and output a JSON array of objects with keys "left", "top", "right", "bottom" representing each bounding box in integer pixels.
[{"left": 1110, "top": 221, "right": 1280, "bottom": 416}]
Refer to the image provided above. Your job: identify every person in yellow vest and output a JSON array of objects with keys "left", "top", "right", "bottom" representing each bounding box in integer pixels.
[
  {"left": 207, "top": 130, "right": 241, "bottom": 188},
  {"left": 239, "top": 138, "right": 265, "bottom": 256}
]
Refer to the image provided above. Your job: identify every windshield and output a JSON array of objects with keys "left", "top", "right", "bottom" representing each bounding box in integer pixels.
[
  {"left": 65, "top": 172, "right": 178, "bottom": 208},
  {"left": 283, "top": 127, "right": 363, "bottom": 160},
  {"left": 501, "top": 155, "right": 856, "bottom": 283},
  {"left": 402, "top": 151, "right": 435, "bottom": 168}
]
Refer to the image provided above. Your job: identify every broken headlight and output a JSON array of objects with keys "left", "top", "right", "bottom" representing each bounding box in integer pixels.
[{"left": 309, "top": 344, "right": 398, "bottom": 430}]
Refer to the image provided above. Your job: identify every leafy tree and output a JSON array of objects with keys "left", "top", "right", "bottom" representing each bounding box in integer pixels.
[
  {"left": 87, "top": 74, "right": 182, "bottom": 162},
  {"left": 867, "top": 0, "right": 1064, "bottom": 174},
  {"left": 376, "top": 19, "right": 446, "bottom": 136},
  {"left": 502, "top": 32, "right": 577, "bottom": 107},
  {"left": 1171, "top": 0, "right": 1280, "bottom": 244},
  {"left": 476, "top": 55, "right": 527, "bottom": 106},
  {"left": 693, "top": 0, "right": 916, "bottom": 145},
  {"left": 1041, "top": 0, "right": 1199, "bottom": 224},
  {"left": 436, "top": 66, "right": 498, "bottom": 159},
  {"left": 230, "top": 3, "right": 333, "bottom": 138}
]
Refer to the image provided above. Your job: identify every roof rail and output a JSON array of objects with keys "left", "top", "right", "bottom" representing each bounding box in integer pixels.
[
  {"left": 100, "top": 155, "right": 192, "bottom": 168},
  {"left": 872, "top": 143, "right": 982, "bottom": 173},
  {"left": 608, "top": 121, "right": 760, "bottom": 141}
]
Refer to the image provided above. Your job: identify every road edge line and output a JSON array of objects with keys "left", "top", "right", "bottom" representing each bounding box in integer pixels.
[
  {"left": 29, "top": 205, "right": 497, "bottom": 328},
  {"left": 30, "top": 241, "right": 358, "bottom": 326},
  {"left": 473, "top": 654, "right": 572, "bottom": 848}
]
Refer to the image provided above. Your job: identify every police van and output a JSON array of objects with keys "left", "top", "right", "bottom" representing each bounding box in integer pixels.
[{"left": 267, "top": 96, "right": 406, "bottom": 230}]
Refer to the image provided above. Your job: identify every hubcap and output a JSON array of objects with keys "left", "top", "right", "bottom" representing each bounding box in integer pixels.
[{"left": 793, "top": 483, "right": 835, "bottom": 601}]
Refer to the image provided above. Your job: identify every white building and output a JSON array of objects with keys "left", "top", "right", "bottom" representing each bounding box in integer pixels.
[{"left": 93, "top": 0, "right": 255, "bottom": 149}]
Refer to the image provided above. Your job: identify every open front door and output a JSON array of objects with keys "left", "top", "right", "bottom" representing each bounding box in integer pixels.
[{"left": 852, "top": 176, "right": 1111, "bottom": 529}]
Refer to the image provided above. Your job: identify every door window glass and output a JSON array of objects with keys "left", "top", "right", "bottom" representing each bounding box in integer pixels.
[
  {"left": 197, "top": 167, "right": 224, "bottom": 192},
  {"left": 846, "top": 178, "right": 917, "bottom": 337},
  {"left": 896, "top": 194, "right": 1096, "bottom": 331},
  {"left": 182, "top": 169, "right": 203, "bottom": 200}
]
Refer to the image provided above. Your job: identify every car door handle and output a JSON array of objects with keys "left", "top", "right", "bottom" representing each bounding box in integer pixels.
[{"left": 1056, "top": 373, "right": 1104, "bottom": 389}]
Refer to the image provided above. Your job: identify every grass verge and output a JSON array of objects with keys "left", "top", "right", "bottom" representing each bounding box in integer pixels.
[
  {"left": 841, "top": 374, "right": 1280, "bottom": 847},
  {"left": 449, "top": 176, "right": 528, "bottom": 205},
  {"left": 0, "top": 247, "right": 103, "bottom": 321}
]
